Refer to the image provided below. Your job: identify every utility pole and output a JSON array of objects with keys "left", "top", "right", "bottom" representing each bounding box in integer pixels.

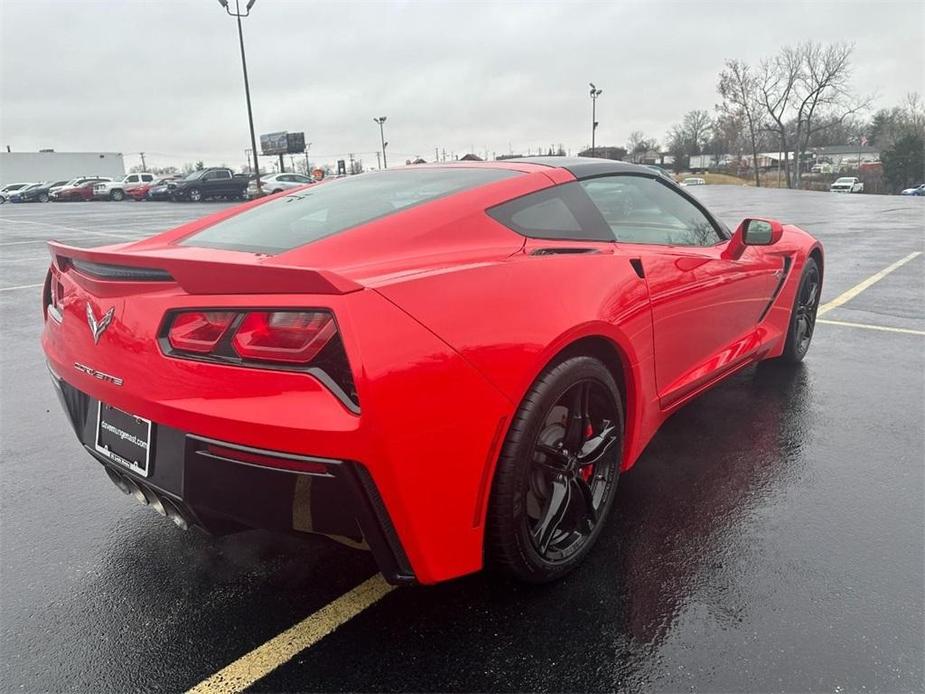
[
  {"left": 373, "top": 116, "right": 388, "bottom": 168},
  {"left": 589, "top": 82, "right": 603, "bottom": 157},
  {"left": 435, "top": 147, "right": 439, "bottom": 162},
  {"left": 218, "top": 0, "right": 262, "bottom": 194},
  {"left": 139, "top": 152, "right": 147, "bottom": 172}
]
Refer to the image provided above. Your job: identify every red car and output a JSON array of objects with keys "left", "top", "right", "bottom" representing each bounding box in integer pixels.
[
  {"left": 41, "top": 159, "right": 823, "bottom": 585},
  {"left": 51, "top": 177, "right": 111, "bottom": 202}
]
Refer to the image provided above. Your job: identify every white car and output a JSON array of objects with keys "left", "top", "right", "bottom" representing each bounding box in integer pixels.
[
  {"left": 0, "top": 182, "right": 35, "bottom": 204},
  {"left": 830, "top": 177, "right": 864, "bottom": 193},
  {"left": 681, "top": 177, "right": 705, "bottom": 186},
  {"left": 247, "top": 172, "right": 313, "bottom": 199},
  {"left": 900, "top": 184, "right": 924, "bottom": 196},
  {"left": 93, "top": 173, "right": 157, "bottom": 201}
]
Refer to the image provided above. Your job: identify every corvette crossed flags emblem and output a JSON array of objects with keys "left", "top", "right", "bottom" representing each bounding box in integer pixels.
[{"left": 86, "top": 304, "right": 115, "bottom": 344}]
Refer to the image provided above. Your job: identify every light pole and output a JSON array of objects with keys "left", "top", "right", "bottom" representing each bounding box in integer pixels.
[
  {"left": 589, "top": 82, "right": 602, "bottom": 157},
  {"left": 218, "top": 0, "right": 261, "bottom": 193},
  {"left": 374, "top": 116, "right": 388, "bottom": 169}
]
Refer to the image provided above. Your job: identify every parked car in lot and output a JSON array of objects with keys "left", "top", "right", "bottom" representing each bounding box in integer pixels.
[
  {"left": 830, "top": 176, "right": 864, "bottom": 193},
  {"left": 681, "top": 177, "right": 705, "bottom": 186},
  {"left": 42, "top": 158, "right": 825, "bottom": 585},
  {"left": 51, "top": 177, "right": 112, "bottom": 201},
  {"left": 900, "top": 183, "right": 924, "bottom": 196},
  {"left": 126, "top": 176, "right": 178, "bottom": 201},
  {"left": 10, "top": 179, "right": 71, "bottom": 203},
  {"left": 170, "top": 167, "right": 249, "bottom": 202},
  {"left": 0, "top": 182, "right": 35, "bottom": 203},
  {"left": 247, "top": 172, "right": 314, "bottom": 199},
  {"left": 93, "top": 173, "right": 156, "bottom": 201},
  {"left": 144, "top": 177, "right": 180, "bottom": 201}
]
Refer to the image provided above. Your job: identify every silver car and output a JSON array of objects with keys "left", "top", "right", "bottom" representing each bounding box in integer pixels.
[{"left": 247, "top": 173, "right": 313, "bottom": 199}]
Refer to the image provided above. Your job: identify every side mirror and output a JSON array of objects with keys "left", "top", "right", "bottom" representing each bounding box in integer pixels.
[
  {"left": 742, "top": 218, "right": 783, "bottom": 246},
  {"left": 723, "top": 218, "right": 783, "bottom": 260}
]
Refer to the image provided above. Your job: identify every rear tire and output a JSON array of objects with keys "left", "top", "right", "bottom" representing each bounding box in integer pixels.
[
  {"left": 38, "top": 193, "right": 49, "bottom": 203},
  {"left": 775, "top": 257, "right": 821, "bottom": 363},
  {"left": 110, "top": 189, "right": 124, "bottom": 201},
  {"left": 486, "top": 355, "right": 623, "bottom": 583}
]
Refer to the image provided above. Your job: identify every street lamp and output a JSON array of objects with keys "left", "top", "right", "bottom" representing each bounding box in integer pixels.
[
  {"left": 374, "top": 116, "right": 388, "bottom": 169},
  {"left": 589, "top": 82, "right": 602, "bottom": 157},
  {"left": 218, "top": 0, "right": 261, "bottom": 193}
]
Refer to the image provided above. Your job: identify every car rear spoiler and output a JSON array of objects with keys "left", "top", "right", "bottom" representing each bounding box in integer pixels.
[{"left": 47, "top": 241, "right": 363, "bottom": 295}]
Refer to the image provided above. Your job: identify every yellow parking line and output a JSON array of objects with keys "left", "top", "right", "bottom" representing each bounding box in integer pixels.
[
  {"left": 186, "top": 574, "right": 395, "bottom": 694},
  {"left": 817, "top": 251, "right": 922, "bottom": 316},
  {"left": 817, "top": 318, "right": 925, "bottom": 336}
]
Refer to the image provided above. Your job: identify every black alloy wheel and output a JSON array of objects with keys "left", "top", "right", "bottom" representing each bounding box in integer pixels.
[
  {"left": 488, "top": 355, "right": 623, "bottom": 582},
  {"left": 777, "top": 256, "right": 821, "bottom": 363}
]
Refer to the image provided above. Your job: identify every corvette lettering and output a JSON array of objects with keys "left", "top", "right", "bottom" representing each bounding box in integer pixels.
[{"left": 73, "top": 362, "right": 124, "bottom": 386}]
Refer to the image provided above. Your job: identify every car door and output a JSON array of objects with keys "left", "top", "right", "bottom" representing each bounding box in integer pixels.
[{"left": 579, "top": 175, "right": 782, "bottom": 407}]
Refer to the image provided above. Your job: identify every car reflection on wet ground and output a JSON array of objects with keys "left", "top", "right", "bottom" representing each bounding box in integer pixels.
[{"left": 0, "top": 189, "right": 922, "bottom": 692}]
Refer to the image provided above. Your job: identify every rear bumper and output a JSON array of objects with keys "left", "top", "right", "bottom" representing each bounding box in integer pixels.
[{"left": 49, "top": 371, "right": 416, "bottom": 585}]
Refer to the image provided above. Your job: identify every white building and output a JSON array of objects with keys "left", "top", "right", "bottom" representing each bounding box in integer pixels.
[{"left": 0, "top": 151, "right": 125, "bottom": 186}]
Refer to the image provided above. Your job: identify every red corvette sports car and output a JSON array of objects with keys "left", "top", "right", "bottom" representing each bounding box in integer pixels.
[{"left": 42, "top": 158, "right": 823, "bottom": 585}]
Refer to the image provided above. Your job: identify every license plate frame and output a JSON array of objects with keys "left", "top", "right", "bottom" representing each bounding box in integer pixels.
[{"left": 94, "top": 402, "right": 153, "bottom": 477}]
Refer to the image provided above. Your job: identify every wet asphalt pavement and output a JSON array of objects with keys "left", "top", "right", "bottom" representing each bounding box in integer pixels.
[{"left": 0, "top": 189, "right": 923, "bottom": 693}]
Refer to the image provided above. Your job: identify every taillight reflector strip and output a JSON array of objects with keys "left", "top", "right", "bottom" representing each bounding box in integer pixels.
[{"left": 203, "top": 443, "right": 330, "bottom": 475}]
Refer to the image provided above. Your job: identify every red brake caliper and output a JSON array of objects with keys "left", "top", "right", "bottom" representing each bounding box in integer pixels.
[{"left": 581, "top": 424, "right": 594, "bottom": 481}]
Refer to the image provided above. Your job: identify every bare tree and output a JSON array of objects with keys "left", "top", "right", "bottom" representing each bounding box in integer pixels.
[
  {"left": 718, "top": 58, "right": 763, "bottom": 186},
  {"left": 681, "top": 110, "right": 713, "bottom": 156},
  {"left": 626, "top": 131, "right": 656, "bottom": 162},
  {"left": 791, "top": 42, "right": 869, "bottom": 187},
  {"left": 758, "top": 46, "right": 801, "bottom": 187}
]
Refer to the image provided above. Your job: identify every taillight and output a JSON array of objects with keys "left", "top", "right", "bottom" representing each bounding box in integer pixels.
[
  {"left": 232, "top": 311, "right": 336, "bottom": 363},
  {"left": 167, "top": 311, "right": 235, "bottom": 353},
  {"left": 161, "top": 309, "right": 358, "bottom": 411}
]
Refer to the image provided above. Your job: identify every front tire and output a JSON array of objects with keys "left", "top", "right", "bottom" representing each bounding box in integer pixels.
[
  {"left": 776, "top": 256, "right": 821, "bottom": 363},
  {"left": 110, "top": 189, "right": 124, "bottom": 201},
  {"left": 487, "top": 355, "right": 623, "bottom": 583},
  {"left": 188, "top": 187, "right": 202, "bottom": 202}
]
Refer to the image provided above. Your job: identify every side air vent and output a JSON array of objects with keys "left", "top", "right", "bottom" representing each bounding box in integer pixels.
[
  {"left": 530, "top": 248, "right": 600, "bottom": 256},
  {"left": 629, "top": 258, "right": 645, "bottom": 278},
  {"left": 68, "top": 258, "right": 174, "bottom": 282}
]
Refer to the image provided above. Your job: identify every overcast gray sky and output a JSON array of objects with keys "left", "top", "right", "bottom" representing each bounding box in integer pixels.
[{"left": 1, "top": 0, "right": 922, "bottom": 171}]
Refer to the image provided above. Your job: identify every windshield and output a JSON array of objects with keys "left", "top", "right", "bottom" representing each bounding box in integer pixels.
[
  {"left": 835, "top": 178, "right": 854, "bottom": 183},
  {"left": 180, "top": 167, "right": 518, "bottom": 254},
  {"left": 184, "top": 170, "right": 206, "bottom": 181}
]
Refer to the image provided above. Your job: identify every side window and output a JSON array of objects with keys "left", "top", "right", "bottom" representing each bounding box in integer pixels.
[
  {"left": 580, "top": 175, "right": 723, "bottom": 247},
  {"left": 126, "top": 175, "right": 139, "bottom": 183},
  {"left": 487, "top": 182, "right": 614, "bottom": 241},
  {"left": 141, "top": 174, "right": 154, "bottom": 182},
  {"left": 216, "top": 170, "right": 232, "bottom": 180}
]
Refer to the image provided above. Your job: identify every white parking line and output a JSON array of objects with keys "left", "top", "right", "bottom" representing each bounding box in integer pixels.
[
  {"left": 0, "top": 283, "right": 43, "bottom": 292},
  {"left": 186, "top": 574, "right": 394, "bottom": 694},
  {"left": 817, "top": 318, "right": 925, "bottom": 336},
  {"left": 817, "top": 251, "right": 922, "bottom": 316}
]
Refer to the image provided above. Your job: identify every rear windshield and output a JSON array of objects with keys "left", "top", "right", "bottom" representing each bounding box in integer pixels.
[{"left": 180, "top": 167, "right": 518, "bottom": 253}]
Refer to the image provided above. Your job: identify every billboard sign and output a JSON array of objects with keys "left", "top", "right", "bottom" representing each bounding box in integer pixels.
[
  {"left": 286, "top": 132, "right": 306, "bottom": 154},
  {"left": 260, "top": 131, "right": 288, "bottom": 155}
]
